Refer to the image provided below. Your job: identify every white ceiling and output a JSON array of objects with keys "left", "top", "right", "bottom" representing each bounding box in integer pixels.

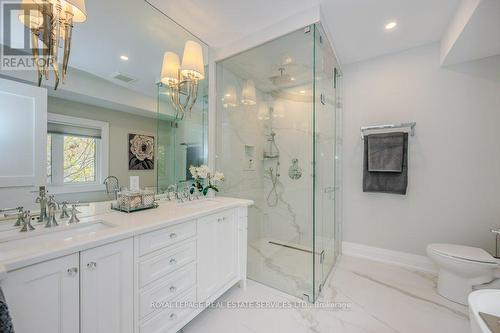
[
  {"left": 146, "top": 0, "right": 320, "bottom": 49},
  {"left": 440, "top": 0, "right": 500, "bottom": 66},
  {"left": 149, "top": 0, "right": 461, "bottom": 64},
  {"left": 321, "top": 0, "right": 461, "bottom": 64},
  {"left": 68, "top": 0, "right": 208, "bottom": 98}
]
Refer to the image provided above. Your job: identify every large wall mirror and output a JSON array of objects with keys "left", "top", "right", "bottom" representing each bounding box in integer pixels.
[{"left": 0, "top": 0, "right": 208, "bottom": 206}]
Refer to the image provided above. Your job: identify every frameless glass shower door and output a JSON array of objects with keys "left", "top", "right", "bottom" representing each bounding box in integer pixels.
[
  {"left": 216, "top": 23, "right": 341, "bottom": 302},
  {"left": 313, "top": 24, "right": 340, "bottom": 297}
]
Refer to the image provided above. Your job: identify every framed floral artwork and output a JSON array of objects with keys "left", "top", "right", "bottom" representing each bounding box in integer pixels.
[{"left": 128, "top": 134, "right": 154, "bottom": 170}]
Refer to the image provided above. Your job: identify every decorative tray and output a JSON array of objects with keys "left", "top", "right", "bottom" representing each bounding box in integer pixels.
[{"left": 110, "top": 202, "right": 158, "bottom": 213}]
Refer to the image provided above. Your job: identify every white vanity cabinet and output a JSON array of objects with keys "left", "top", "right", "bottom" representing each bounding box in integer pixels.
[
  {"left": 1, "top": 203, "right": 249, "bottom": 333},
  {"left": 1, "top": 254, "right": 80, "bottom": 333},
  {"left": 134, "top": 206, "right": 247, "bottom": 333},
  {"left": 80, "top": 238, "right": 134, "bottom": 333},
  {"left": 197, "top": 209, "right": 239, "bottom": 302},
  {"left": 1, "top": 238, "right": 134, "bottom": 333}
]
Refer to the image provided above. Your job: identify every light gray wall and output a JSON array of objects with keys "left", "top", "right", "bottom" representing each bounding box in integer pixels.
[
  {"left": 342, "top": 43, "right": 500, "bottom": 256},
  {"left": 48, "top": 97, "right": 161, "bottom": 195}
]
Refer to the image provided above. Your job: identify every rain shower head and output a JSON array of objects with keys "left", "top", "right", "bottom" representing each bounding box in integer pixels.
[
  {"left": 269, "top": 73, "right": 293, "bottom": 86},
  {"left": 269, "top": 66, "right": 294, "bottom": 87}
]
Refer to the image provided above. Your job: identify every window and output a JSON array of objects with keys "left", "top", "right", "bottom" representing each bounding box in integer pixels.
[{"left": 47, "top": 113, "right": 109, "bottom": 193}]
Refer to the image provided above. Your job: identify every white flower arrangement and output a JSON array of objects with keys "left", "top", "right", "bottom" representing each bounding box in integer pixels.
[{"left": 189, "top": 165, "right": 225, "bottom": 196}]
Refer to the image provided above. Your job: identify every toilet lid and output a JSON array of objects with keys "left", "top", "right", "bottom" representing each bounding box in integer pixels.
[{"left": 429, "top": 244, "right": 497, "bottom": 264}]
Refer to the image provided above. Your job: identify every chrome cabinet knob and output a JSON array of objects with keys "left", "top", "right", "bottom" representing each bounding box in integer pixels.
[
  {"left": 87, "top": 262, "right": 97, "bottom": 270},
  {"left": 67, "top": 267, "right": 78, "bottom": 276},
  {"left": 169, "top": 258, "right": 177, "bottom": 265},
  {"left": 169, "top": 286, "right": 177, "bottom": 293},
  {"left": 169, "top": 233, "right": 177, "bottom": 239},
  {"left": 170, "top": 313, "right": 177, "bottom": 321}
]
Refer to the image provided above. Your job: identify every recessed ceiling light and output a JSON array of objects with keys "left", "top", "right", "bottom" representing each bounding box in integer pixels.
[
  {"left": 299, "top": 90, "right": 306, "bottom": 94},
  {"left": 385, "top": 21, "right": 397, "bottom": 30},
  {"left": 290, "top": 77, "right": 296, "bottom": 81},
  {"left": 120, "top": 55, "right": 129, "bottom": 61}
]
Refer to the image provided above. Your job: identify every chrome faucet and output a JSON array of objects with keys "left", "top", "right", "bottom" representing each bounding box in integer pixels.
[
  {"left": 68, "top": 205, "right": 80, "bottom": 224},
  {"left": 45, "top": 200, "right": 60, "bottom": 228},
  {"left": 175, "top": 191, "right": 184, "bottom": 203},
  {"left": 32, "top": 186, "right": 48, "bottom": 223},
  {"left": 166, "top": 184, "right": 178, "bottom": 201},
  {"left": 60, "top": 201, "right": 70, "bottom": 219},
  {"left": 20, "top": 210, "right": 35, "bottom": 232},
  {"left": 68, "top": 203, "right": 89, "bottom": 224}
]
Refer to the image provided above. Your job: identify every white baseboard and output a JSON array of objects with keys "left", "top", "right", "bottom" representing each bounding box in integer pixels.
[{"left": 342, "top": 241, "right": 437, "bottom": 274}]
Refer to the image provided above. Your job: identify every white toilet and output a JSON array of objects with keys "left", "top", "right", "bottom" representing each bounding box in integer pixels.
[{"left": 426, "top": 244, "right": 500, "bottom": 305}]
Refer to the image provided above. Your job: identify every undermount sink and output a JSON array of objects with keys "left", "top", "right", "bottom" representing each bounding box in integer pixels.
[{"left": 0, "top": 220, "right": 116, "bottom": 261}]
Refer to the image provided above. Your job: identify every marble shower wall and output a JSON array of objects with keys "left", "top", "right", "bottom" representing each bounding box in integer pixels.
[{"left": 216, "top": 67, "right": 315, "bottom": 249}]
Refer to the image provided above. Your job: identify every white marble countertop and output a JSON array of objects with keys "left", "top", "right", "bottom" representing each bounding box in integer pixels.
[{"left": 0, "top": 197, "right": 253, "bottom": 279}]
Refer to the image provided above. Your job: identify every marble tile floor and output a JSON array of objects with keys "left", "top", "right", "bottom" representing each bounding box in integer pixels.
[{"left": 182, "top": 255, "right": 470, "bottom": 333}]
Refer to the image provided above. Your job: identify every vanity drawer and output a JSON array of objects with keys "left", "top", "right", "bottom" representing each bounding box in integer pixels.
[
  {"left": 138, "top": 220, "right": 196, "bottom": 257},
  {"left": 139, "top": 240, "right": 196, "bottom": 288},
  {"left": 139, "top": 262, "right": 196, "bottom": 320},
  {"left": 139, "top": 289, "right": 196, "bottom": 333}
]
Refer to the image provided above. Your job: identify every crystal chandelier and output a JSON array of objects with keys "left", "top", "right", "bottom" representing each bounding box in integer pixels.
[
  {"left": 160, "top": 41, "right": 205, "bottom": 120},
  {"left": 19, "top": 0, "right": 87, "bottom": 90}
]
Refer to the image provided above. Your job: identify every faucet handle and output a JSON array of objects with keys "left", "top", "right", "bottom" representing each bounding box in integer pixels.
[
  {"left": 60, "top": 201, "right": 70, "bottom": 219},
  {"left": 4, "top": 207, "right": 25, "bottom": 227},
  {"left": 68, "top": 204, "right": 84, "bottom": 224},
  {"left": 48, "top": 194, "right": 57, "bottom": 204},
  {"left": 20, "top": 211, "right": 35, "bottom": 232}
]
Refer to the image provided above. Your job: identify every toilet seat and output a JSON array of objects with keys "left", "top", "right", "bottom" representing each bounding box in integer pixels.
[{"left": 428, "top": 244, "right": 498, "bottom": 265}]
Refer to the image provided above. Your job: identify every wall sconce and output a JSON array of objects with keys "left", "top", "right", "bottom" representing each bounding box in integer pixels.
[
  {"left": 19, "top": 0, "right": 87, "bottom": 90},
  {"left": 257, "top": 102, "right": 270, "bottom": 120},
  {"left": 241, "top": 79, "right": 257, "bottom": 106},
  {"left": 222, "top": 86, "right": 238, "bottom": 108},
  {"left": 161, "top": 40, "right": 205, "bottom": 120}
]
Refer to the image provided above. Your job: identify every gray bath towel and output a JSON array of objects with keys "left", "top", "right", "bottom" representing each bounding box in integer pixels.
[
  {"left": 367, "top": 132, "right": 404, "bottom": 172},
  {"left": 363, "top": 132, "right": 408, "bottom": 195},
  {"left": 0, "top": 288, "right": 14, "bottom": 333}
]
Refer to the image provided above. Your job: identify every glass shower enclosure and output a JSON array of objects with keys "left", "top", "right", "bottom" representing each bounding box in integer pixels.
[{"left": 216, "top": 23, "right": 342, "bottom": 302}]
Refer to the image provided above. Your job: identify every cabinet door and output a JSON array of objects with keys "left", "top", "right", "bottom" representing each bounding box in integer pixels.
[
  {"left": 80, "top": 238, "right": 133, "bottom": 333},
  {"left": 197, "top": 214, "right": 219, "bottom": 302},
  {"left": 216, "top": 210, "right": 238, "bottom": 287},
  {"left": 197, "top": 209, "right": 239, "bottom": 302},
  {"left": 0, "top": 78, "right": 47, "bottom": 187},
  {"left": 1, "top": 254, "right": 80, "bottom": 333}
]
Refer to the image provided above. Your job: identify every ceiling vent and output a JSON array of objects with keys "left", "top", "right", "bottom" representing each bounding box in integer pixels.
[{"left": 111, "top": 72, "right": 136, "bottom": 83}]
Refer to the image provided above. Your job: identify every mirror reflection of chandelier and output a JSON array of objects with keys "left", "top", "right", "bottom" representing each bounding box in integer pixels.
[
  {"left": 161, "top": 41, "right": 205, "bottom": 121},
  {"left": 19, "top": 0, "right": 87, "bottom": 90}
]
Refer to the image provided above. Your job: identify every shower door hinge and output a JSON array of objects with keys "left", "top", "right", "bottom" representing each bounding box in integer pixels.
[
  {"left": 334, "top": 67, "right": 337, "bottom": 89},
  {"left": 320, "top": 250, "right": 325, "bottom": 264},
  {"left": 302, "top": 293, "right": 311, "bottom": 302},
  {"left": 319, "top": 34, "right": 323, "bottom": 44},
  {"left": 320, "top": 93, "right": 326, "bottom": 105},
  {"left": 319, "top": 283, "right": 324, "bottom": 293},
  {"left": 304, "top": 26, "right": 311, "bottom": 34}
]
